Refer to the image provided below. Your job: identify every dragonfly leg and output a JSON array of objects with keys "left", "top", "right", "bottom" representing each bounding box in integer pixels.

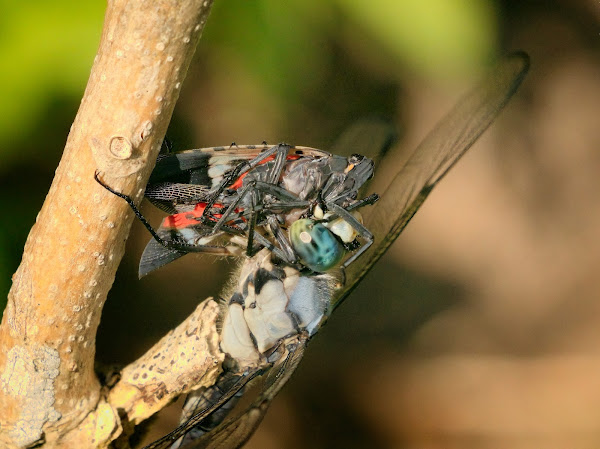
[
  {"left": 238, "top": 186, "right": 298, "bottom": 263},
  {"left": 210, "top": 182, "right": 257, "bottom": 233},
  {"left": 345, "top": 193, "right": 380, "bottom": 211},
  {"left": 211, "top": 180, "right": 307, "bottom": 239},
  {"left": 264, "top": 142, "right": 289, "bottom": 184},
  {"left": 324, "top": 201, "right": 374, "bottom": 269},
  {"left": 248, "top": 231, "right": 289, "bottom": 261},
  {"left": 245, "top": 188, "right": 258, "bottom": 257},
  {"left": 266, "top": 215, "right": 297, "bottom": 264},
  {"left": 213, "top": 182, "right": 306, "bottom": 263}
]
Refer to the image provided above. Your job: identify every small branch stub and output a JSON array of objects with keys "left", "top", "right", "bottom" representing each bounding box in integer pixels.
[{"left": 109, "top": 136, "right": 134, "bottom": 160}]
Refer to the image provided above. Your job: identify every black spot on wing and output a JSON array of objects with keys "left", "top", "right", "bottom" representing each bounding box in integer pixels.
[{"left": 148, "top": 151, "right": 212, "bottom": 185}]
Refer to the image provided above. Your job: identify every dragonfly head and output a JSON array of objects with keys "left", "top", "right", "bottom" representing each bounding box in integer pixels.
[{"left": 289, "top": 219, "right": 345, "bottom": 272}]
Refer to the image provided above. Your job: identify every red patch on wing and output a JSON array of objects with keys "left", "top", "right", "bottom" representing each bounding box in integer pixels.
[
  {"left": 163, "top": 203, "right": 221, "bottom": 229},
  {"left": 162, "top": 202, "right": 246, "bottom": 229}
]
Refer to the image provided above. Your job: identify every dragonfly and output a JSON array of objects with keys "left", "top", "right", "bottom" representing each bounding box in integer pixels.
[{"left": 138, "top": 52, "right": 530, "bottom": 449}]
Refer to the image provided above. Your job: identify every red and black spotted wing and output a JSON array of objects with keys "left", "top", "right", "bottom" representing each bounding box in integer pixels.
[{"left": 138, "top": 145, "right": 333, "bottom": 277}]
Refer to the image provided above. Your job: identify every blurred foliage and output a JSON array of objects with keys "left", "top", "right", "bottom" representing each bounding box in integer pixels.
[
  {"left": 339, "top": 0, "right": 498, "bottom": 76},
  {"left": 202, "top": 0, "right": 335, "bottom": 101},
  {"left": 0, "top": 1, "right": 105, "bottom": 154},
  {"left": 0, "top": 1, "right": 103, "bottom": 309}
]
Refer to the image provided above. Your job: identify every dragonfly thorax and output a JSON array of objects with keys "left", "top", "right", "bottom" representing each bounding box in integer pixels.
[{"left": 220, "top": 250, "right": 334, "bottom": 366}]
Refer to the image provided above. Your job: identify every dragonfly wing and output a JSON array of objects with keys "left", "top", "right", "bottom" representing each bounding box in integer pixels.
[
  {"left": 179, "top": 336, "right": 307, "bottom": 449},
  {"left": 141, "top": 368, "right": 265, "bottom": 449},
  {"left": 335, "top": 52, "right": 530, "bottom": 306},
  {"left": 329, "top": 118, "right": 398, "bottom": 166}
]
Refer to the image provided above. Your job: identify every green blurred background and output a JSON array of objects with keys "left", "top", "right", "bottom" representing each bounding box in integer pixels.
[{"left": 2, "top": 1, "right": 600, "bottom": 448}]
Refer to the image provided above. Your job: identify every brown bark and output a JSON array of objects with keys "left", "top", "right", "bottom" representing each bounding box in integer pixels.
[
  {"left": 0, "top": 1, "right": 216, "bottom": 447},
  {"left": 108, "top": 300, "right": 223, "bottom": 437}
]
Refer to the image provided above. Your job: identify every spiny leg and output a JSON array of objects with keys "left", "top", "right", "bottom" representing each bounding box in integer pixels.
[
  {"left": 245, "top": 188, "right": 258, "bottom": 257},
  {"left": 345, "top": 193, "right": 380, "bottom": 212},
  {"left": 203, "top": 143, "right": 292, "bottom": 217},
  {"left": 211, "top": 180, "right": 307, "bottom": 234},
  {"left": 211, "top": 180, "right": 310, "bottom": 263},
  {"left": 324, "top": 201, "right": 375, "bottom": 269},
  {"left": 266, "top": 214, "right": 297, "bottom": 264}
]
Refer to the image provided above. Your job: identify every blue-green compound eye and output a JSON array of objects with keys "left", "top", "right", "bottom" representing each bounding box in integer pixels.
[{"left": 289, "top": 219, "right": 345, "bottom": 272}]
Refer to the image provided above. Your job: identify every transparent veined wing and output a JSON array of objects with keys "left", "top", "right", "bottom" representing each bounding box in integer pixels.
[
  {"left": 142, "top": 335, "right": 307, "bottom": 449},
  {"left": 334, "top": 51, "right": 530, "bottom": 308},
  {"left": 141, "top": 367, "right": 264, "bottom": 449},
  {"left": 183, "top": 337, "right": 307, "bottom": 449},
  {"left": 327, "top": 119, "right": 398, "bottom": 167}
]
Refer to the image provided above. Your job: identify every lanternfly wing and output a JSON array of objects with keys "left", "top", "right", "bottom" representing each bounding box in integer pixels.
[
  {"left": 138, "top": 145, "right": 333, "bottom": 277},
  {"left": 138, "top": 203, "right": 236, "bottom": 278},
  {"left": 335, "top": 51, "right": 530, "bottom": 308},
  {"left": 147, "top": 144, "right": 333, "bottom": 191}
]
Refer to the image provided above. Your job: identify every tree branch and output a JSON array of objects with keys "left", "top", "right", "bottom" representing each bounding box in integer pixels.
[
  {"left": 0, "top": 1, "right": 215, "bottom": 447},
  {"left": 108, "top": 300, "right": 223, "bottom": 431}
]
